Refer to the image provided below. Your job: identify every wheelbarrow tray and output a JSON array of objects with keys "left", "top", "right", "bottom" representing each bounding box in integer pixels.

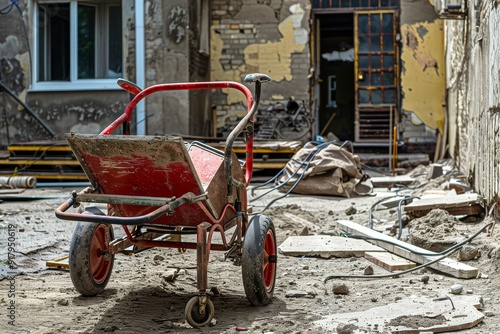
[{"left": 66, "top": 133, "right": 244, "bottom": 226}]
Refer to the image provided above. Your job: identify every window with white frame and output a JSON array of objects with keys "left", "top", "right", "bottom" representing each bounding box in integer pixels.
[
  {"left": 32, "top": 0, "right": 122, "bottom": 91},
  {"left": 327, "top": 75, "right": 337, "bottom": 108}
]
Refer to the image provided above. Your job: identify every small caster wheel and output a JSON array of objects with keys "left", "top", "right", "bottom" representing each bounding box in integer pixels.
[{"left": 185, "top": 295, "right": 215, "bottom": 328}]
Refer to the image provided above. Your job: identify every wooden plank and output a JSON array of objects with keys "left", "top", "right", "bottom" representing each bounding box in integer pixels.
[
  {"left": 364, "top": 251, "right": 416, "bottom": 272},
  {"left": 0, "top": 189, "right": 25, "bottom": 194},
  {"left": 370, "top": 175, "right": 415, "bottom": 187},
  {"left": 315, "top": 295, "right": 484, "bottom": 332},
  {"left": 337, "top": 220, "right": 478, "bottom": 278},
  {"left": 278, "top": 235, "right": 385, "bottom": 258},
  {"left": 404, "top": 193, "right": 484, "bottom": 217}
]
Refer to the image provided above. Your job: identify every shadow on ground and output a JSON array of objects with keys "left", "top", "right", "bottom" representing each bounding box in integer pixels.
[{"left": 87, "top": 286, "right": 286, "bottom": 333}]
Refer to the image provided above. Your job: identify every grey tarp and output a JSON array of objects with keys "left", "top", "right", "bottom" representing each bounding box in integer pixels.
[{"left": 278, "top": 142, "right": 373, "bottom": 197}]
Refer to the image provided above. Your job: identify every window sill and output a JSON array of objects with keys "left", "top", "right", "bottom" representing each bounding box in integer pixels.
[{"left": 28, "top": 80, "right": 124, "bottom": 92}]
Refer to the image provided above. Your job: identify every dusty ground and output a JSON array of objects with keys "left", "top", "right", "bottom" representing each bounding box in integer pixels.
[{"left": 1, "top": 162, "right": 500, "bottom": 333}]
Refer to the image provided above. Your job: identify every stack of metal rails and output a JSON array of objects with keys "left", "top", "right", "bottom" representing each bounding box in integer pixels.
[
  {"left": 0, "top": 140, "right": 303, "bottom": 183},
  {"left": 0, "top": 141, "right": 88, "bottom": 182}
]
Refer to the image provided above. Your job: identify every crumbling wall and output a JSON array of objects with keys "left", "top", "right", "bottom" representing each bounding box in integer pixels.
[
  {"left": 210, "top": 0, "right": 311, "bottom": 137},
  {"left": 144, "top": 0, "right": 211, "bottom": 137},
  {"left": 446, "top": 3, "right": 500, "bottom": 204},
  {"left": 399, "top": 0, "right": 445, "bottom": 153},
  {"left": 0, "top": 1, "right": 47, "bottom": 144},
  {"left": 0, "top": 1, "right": 133, "bottom": 141}
]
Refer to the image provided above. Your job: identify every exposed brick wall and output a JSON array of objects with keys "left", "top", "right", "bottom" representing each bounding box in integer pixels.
[{"left": 210, "top": 1, "right": 311, "bottom": 137}]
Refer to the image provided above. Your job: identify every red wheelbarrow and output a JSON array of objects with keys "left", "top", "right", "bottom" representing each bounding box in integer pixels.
[{"left": 55, "top": 73, "right": 277, "bottom": 328}]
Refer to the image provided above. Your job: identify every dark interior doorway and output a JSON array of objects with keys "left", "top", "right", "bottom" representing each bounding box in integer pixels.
[{"left": 318, "top": 14, "right": 355, "bottom": 142}]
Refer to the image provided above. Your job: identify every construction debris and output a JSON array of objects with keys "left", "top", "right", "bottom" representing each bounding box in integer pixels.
[
  {"left": 315, "top": 295, "right": 484, "bottom": 332},
  {"left": 337, "top": 220, "right": 479, "bottom": 278},
  {"left": 404, "top": 193, "right": 485, "bottom": 218},
  {"left": 278, "top": 235, "right": 384, "bottom": 258}
]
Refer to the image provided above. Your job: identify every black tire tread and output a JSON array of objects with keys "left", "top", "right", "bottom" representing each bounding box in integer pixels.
[
  {"left": 69, "top": 221, "right": 114, "bottom": 296},
  {"left": 241, "top": 215, "right": 276, "bottom": 306}
]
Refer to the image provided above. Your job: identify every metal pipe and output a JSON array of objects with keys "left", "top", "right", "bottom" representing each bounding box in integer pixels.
[
  {"left": 55, "top": 192, "right": 207, "bottom": 225},
  {"left": 0, "top": 81, "right": 55, "bottom": 138},
  {"left": 135, "top": 0, "right": 146, "bottom": 135},
  {"left": 197, "top": 222, "right": 211, "bottom": 292},
  {"left": 0, "top": 176, "right": 37, "bottom": 188}
]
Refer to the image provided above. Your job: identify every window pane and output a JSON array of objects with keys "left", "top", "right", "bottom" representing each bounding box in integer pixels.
[
  {"left": 383, "top": 55, "right": 394, "bottom": 68},
  {"left": 383, "top": 89, "right": 395, "bottom": 103},
  {"left": 370, "top": 36, "right": 381, "bottom": 51},
  {"left": 78, "top": 5, "right": 96, "bottom": 79},
  {"left": 370, "top": 15, "right": 381, "bottom": 34},
  {"left": 371, "top": 72, "right": 381, "bottom": 86},
  {"left": 358, "top": 15, "right": 368, "bottom": 34},
  {"left": 359, "top": 55, "right": 369, "bottom": 69},
  {"left": 108, "top": 6, "right": 123, "bottom": 78},
  {"left": 371, "top": 55, "right": 381, "bottom": 69},
  {"left": 383, "top": 72, "right": 394, "bottom": 85},
  {"left": 382, "top": 14, "right": 393, "bottom": 33},
  {"left": 358, "top": 90, "right": 369, "bottom": 104},
  {"left": 372, "top": 90, "right": 381, "bottom": 104},
  {"left": 38, "top": 4, "right": 70, "bottom": 81},
  {"left": 358, "top": 35, "right": 369, "bottom": 52},
  {"left": 359, "top": 73, "right": 369, "bottom": 87},
  {"left": 383, "top": 35, "right": 394, "bottom": 51}
]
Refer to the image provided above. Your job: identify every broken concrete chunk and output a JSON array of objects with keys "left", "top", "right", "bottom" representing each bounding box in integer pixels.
[
  {"left": 450, "top": 284, "right": 463, "bottom": 295},
  {"left": 332, "top": 283, "right": 349, "bottom": 295}
]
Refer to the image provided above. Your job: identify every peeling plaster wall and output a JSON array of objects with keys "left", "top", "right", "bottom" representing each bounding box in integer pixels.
[
  {"left": 211, "top": 0, "right": 311, "bottom": 136},
  {"left": 0, "top": 1, "right": 133, "bottom": 142},
  {"left": 0, "top": 1, "right": 40, "bottom": 144},
  {"left": 1, "top": 1, "right": 210, "bottom": 141},
  {"left": 27, "top": 92, "right": 128, "bottom": 136},
  {"left": 400, "top": 0, "right": 445, "bottom": 151},
  {"left": 445, "top": 2, "right": 500, "bottom": 203}
]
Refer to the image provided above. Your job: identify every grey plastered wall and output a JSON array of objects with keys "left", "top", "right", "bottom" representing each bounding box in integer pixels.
[
  {"left": 0, "top": 1, "right": 133, "bottom": 141},
  {"left": 210, "top": 0, "right": 311, "bottom": 137},
  {"left": 0, "top": 0, "right": 211, "bottom": 141},
  {"left": 444, "top": 3, "right": 500, "bottom": 204},
  {"left": 0, "top": 0, "right": 50, "bottom": 144},
  {"left": 144, "top": 0, "right": 211, "bottom": 137}
]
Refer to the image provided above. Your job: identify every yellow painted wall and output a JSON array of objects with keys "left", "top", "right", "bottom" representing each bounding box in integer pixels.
[
  {"left": 211, "top": 3, "right": 307, "bottom": 106},
  {"left": 400, "top": 20, "right": 446, "bottom": 133}
]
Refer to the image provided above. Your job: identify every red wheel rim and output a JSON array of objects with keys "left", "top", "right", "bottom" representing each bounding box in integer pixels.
[
  {"left": 262, "top": 229, "right": 276, "bottom": 291},
  {"left": 89, "top": 225, "right": 111, "bottom": 284}
]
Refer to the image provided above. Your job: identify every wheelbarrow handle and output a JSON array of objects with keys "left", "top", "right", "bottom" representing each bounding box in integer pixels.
[
  {"left": 224, "top": 73, "right": 272, "bottom": 198},
  {"left": 55, "top": 192, "right": 208, "bottom": 226},
  {"left": 244, "top": 73, "right": 272, "bottom": 83}
]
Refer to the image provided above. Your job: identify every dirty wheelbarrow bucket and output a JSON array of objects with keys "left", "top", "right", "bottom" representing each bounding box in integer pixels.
[{"left": 55, "top": 74, "right": 277, "bottom": 328}]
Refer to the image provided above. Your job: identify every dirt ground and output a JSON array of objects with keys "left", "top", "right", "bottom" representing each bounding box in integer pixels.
[{"left": 2, "top": 162, "right": 500, "bottom": 333}]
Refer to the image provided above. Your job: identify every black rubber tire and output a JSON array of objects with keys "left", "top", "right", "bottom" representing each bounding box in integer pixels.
[
  {"left": 242, "top": 214, "right": 277, "bottom": 306},
  {"left": 276, "top": 114, "right": 311, "bottom": 140},
  {"left": 69, "top": 221, "right": 114, "bottom": 296},
  {"left": 185, "top": 296, "right": 215, "bottom": 328}
]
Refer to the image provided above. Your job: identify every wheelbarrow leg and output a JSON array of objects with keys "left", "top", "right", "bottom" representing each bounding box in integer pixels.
[
  {"left": 196, "top": 222, "right": 210, "bottom": 293},
  {"left": 185, "top": 222, "right": 214, "bottom": 327}
]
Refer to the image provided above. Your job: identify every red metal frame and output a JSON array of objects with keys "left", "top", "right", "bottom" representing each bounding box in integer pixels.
[{"left": 100, "top": 81, "right": 255, "bottom": 185}]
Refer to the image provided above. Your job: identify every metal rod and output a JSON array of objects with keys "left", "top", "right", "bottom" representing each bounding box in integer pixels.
[
  {"left": 0, "top": 81, "right": 56, "bottom": 138},
  {"left": 197, "top": 222, "right": 211, "bottom": 292}
]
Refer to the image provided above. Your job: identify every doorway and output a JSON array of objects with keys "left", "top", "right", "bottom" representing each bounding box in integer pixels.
[
  {"left": 317, "top": 14, "right": 355, "bottom": 142},
  {"left": 314, "top": 10, "right": 399, "bottom": 144}
]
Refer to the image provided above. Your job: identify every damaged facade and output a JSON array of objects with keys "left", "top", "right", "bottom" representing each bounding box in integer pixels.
[
  {"left": 0, "top": 1, "right": 446, "bottom": 156},
  {"left": 441, "top": 2, "right": 500, "bottom": 206}
]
